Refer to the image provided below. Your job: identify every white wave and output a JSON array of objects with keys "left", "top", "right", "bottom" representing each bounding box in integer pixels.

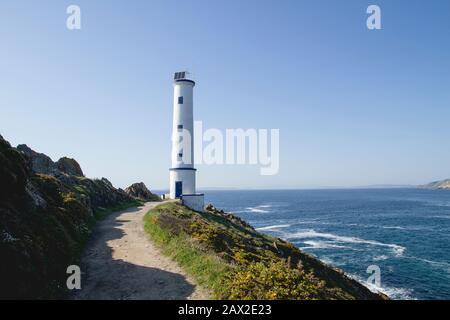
[
  {"left": 317, "top": 256, "right": 346, "bottom": 267},
  {"left": 285, "top": 229, "right": 406, "bottom": 256},
  {"left": 319, "top": 257, "right": 335, "bottom": 266},
  {"left": 365, "top": 281, "right": 416, "bottom": 300},
  {"left": 347, "top": 273, "right": 416, "bottom": 300},
  {"left": 431, "top": 215, "right": 450, "bottom": 219},
  {"left": 256, "top": 224, "right": 290, "bottom": 231},
  {"left": 302, "top": 240, "right": 347, "bottom": 250},
  {"left": 350, "top": 223, "right": 412, "bottom": 230},
  {"left": 245, "top": 204, "right": 273, "bottom": 213},
  {"left": 406, "top": 256, "right": 450, "bottom": 273},
  {"left": 373, "top": 255, "right": 389, "bottom": 261},
  {"left": 246, "top": 207, "right": 269, "bottom": 213},
  {"left": 381, "top": 226, "right": 407, "bottom": 230}
]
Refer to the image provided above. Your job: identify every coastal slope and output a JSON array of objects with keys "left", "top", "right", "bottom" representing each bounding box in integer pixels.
[{"left": 145, "top": 202, "right": 387, "bottom": 300}]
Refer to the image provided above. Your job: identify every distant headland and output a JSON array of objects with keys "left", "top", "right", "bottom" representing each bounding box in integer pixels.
[{"left": 420, "top": 179, "right": 450, "bottom": 190}]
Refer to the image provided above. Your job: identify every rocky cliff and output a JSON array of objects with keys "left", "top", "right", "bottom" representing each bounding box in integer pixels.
[{"left": 0, "top": 136, "right": 141, "bottom": 299}]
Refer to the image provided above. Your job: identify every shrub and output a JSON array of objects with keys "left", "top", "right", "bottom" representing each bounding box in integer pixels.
[{"left": 220, "top": 260, "right": 326, "bottom": 300}]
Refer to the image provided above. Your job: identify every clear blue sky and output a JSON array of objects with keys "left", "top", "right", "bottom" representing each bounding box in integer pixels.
[{"left": 1, "top": 0, "right": 450, "bottom": 189}]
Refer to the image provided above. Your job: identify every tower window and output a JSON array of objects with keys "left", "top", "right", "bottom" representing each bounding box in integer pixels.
[
  {"left": 177, "top": 124, "right": 183, "bottom": 130},
  {"left": 178, "top": 153, "right": 183, "bottom": 159},
  {"left": 178, "top": 96, "right": 184, "bottom": 104}
]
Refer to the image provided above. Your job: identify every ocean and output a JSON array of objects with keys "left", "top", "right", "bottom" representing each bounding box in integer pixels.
[{"left": 201, "top": 189, "right": 450, "bottom": 300}]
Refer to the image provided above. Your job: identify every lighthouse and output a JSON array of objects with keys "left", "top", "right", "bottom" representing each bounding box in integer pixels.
[{"left": 169, "top": 71, "right": 204, "bottom": 212}]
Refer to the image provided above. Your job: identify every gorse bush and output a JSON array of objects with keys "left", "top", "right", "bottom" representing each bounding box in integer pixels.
[{"left": 220, "top": 260, "right": 326, "bottom": 300}]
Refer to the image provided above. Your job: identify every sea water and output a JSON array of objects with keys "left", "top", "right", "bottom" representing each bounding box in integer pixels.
[{"left": 203, "top": 189, "right": 450, "bottom": 300}]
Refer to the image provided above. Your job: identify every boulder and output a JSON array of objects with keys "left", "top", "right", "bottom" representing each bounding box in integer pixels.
[
  {"left": 125, "top": 182, "right": 160, "bottom": 201},
  {"left": 56, "top": 157, "right": 84, "bottom": 176},
  {"left": 17, "top": 144, "right": 56, "bottom": 175}
]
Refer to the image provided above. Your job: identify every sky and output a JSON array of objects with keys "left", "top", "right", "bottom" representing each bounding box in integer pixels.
[{"left": 1, "top": 0, "right": 450, "bottom": 190}]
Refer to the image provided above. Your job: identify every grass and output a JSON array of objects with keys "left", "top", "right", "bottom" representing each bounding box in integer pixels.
[
  {"left": 93, "top": 200, "right": 143, "bottom": 220},
  {"left": 144, "top": 203, "right": 229, "bottom": 296},
  {"left": 72, "top": 185, "right": 87, "bottom": 195}
]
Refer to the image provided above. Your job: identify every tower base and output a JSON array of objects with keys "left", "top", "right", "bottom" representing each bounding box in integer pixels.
[
  {"left": 169, "top": 168, "right": 196, "bottom": 199},
  {"left": 181, "top": 194, "right": 204, "bottom": 213}
]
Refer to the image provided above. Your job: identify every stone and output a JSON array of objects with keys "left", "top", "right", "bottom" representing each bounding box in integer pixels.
[
  {"left": 125, "top": 182, "right": 160, "bottom": 201},
  {"left": 17, "top": 144, "right": 56, "bottom": 175},
  {"left": 56, "top": 157, "right": 84, "bottom": 176}
]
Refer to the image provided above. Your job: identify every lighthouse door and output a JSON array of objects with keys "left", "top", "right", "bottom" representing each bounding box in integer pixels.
[{"left": 175, "top": 181, "right": 183, "bottom": 198}]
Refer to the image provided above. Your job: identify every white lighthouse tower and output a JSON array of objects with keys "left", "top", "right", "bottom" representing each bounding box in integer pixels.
[{"left": 169, "top": 71, "right": 204, "bottom": 212}]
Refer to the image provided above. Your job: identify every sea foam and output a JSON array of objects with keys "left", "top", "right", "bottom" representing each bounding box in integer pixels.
[
  {"left": 285, "top": 229, "right": 406, "bottom": 256},
  {"left": 347, "top": 273, "right": 416, "bottom": 300},
  {"left": 256, "top": 224, "right": 291, "bottom": 231},
  {"left": 245, "top": 205, "right": 272, "bottom": 213}
]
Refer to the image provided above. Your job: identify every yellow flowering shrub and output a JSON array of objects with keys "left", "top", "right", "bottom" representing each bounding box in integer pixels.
[{"left": 220, "top": 259, "right": 326, "bottom": 300}]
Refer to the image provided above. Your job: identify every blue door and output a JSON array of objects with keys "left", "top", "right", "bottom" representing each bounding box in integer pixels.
[{"left": 175, "top": 181, "right": 182, "bottom": 198}]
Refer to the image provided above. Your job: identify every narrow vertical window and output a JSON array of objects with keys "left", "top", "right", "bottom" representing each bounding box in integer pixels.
[{"left": 178, "top": 96, "right": 184, "bottom": 104}]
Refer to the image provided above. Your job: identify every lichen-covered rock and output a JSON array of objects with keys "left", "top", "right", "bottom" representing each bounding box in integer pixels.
[
  {"left": 75, "top": 177, "right": 132, "bottom": 210},
  {"left": 56, "top": 157, "right": 84, "bottom": 176},
  {"left": 17, "top": 145, "right": 84, "bottom": 177},
  {"left": 125, "top": 182, "right": 160, "bottom": 201},
  {"left": 15, "top": 143, "right": 134, "bottom": 212},
  {"left": 17, "top": 144, "right": 56, "bottom": 175}
]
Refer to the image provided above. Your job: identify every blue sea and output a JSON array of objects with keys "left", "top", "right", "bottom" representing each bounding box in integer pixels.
[{"left": 202, "top": 189, "right": 450, "bottom": 300}]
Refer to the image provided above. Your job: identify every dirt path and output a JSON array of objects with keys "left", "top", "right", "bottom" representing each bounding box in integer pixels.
[{"left": 72, "top": 202, "right": 209, "bottom": 300}]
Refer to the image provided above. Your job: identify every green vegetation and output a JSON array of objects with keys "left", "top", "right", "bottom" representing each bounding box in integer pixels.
[
  {"left": 94, "top": 200, "right": 143, "bottom": 220},
  {"left": 144, "top": 202, "right": 386, "bottom": 300},
  {"left": 145, "top": 203, "right": 229, "bottom": 294},
  {"left": 223, "top": 260, "right": 325, "bottom": 300}
]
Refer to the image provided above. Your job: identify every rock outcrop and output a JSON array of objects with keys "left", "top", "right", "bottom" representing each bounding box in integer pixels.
[
  {"left": 17, "top": 144, "right": 55, "bottom": 175},
  {"left": 0, "top": 135, "right": 140, "bottom": 299},
  {"left": 56, "top": 157, "right": 84, "bottom": 176},
  {"left": 125, "top": 182, "right": 160, "bottom": 201},
  {"left": 15, "top": 144, "right": 134, "bottom": 212},
  {"left": 17, "top": 144, "right": 84, "bottom": 177}
]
